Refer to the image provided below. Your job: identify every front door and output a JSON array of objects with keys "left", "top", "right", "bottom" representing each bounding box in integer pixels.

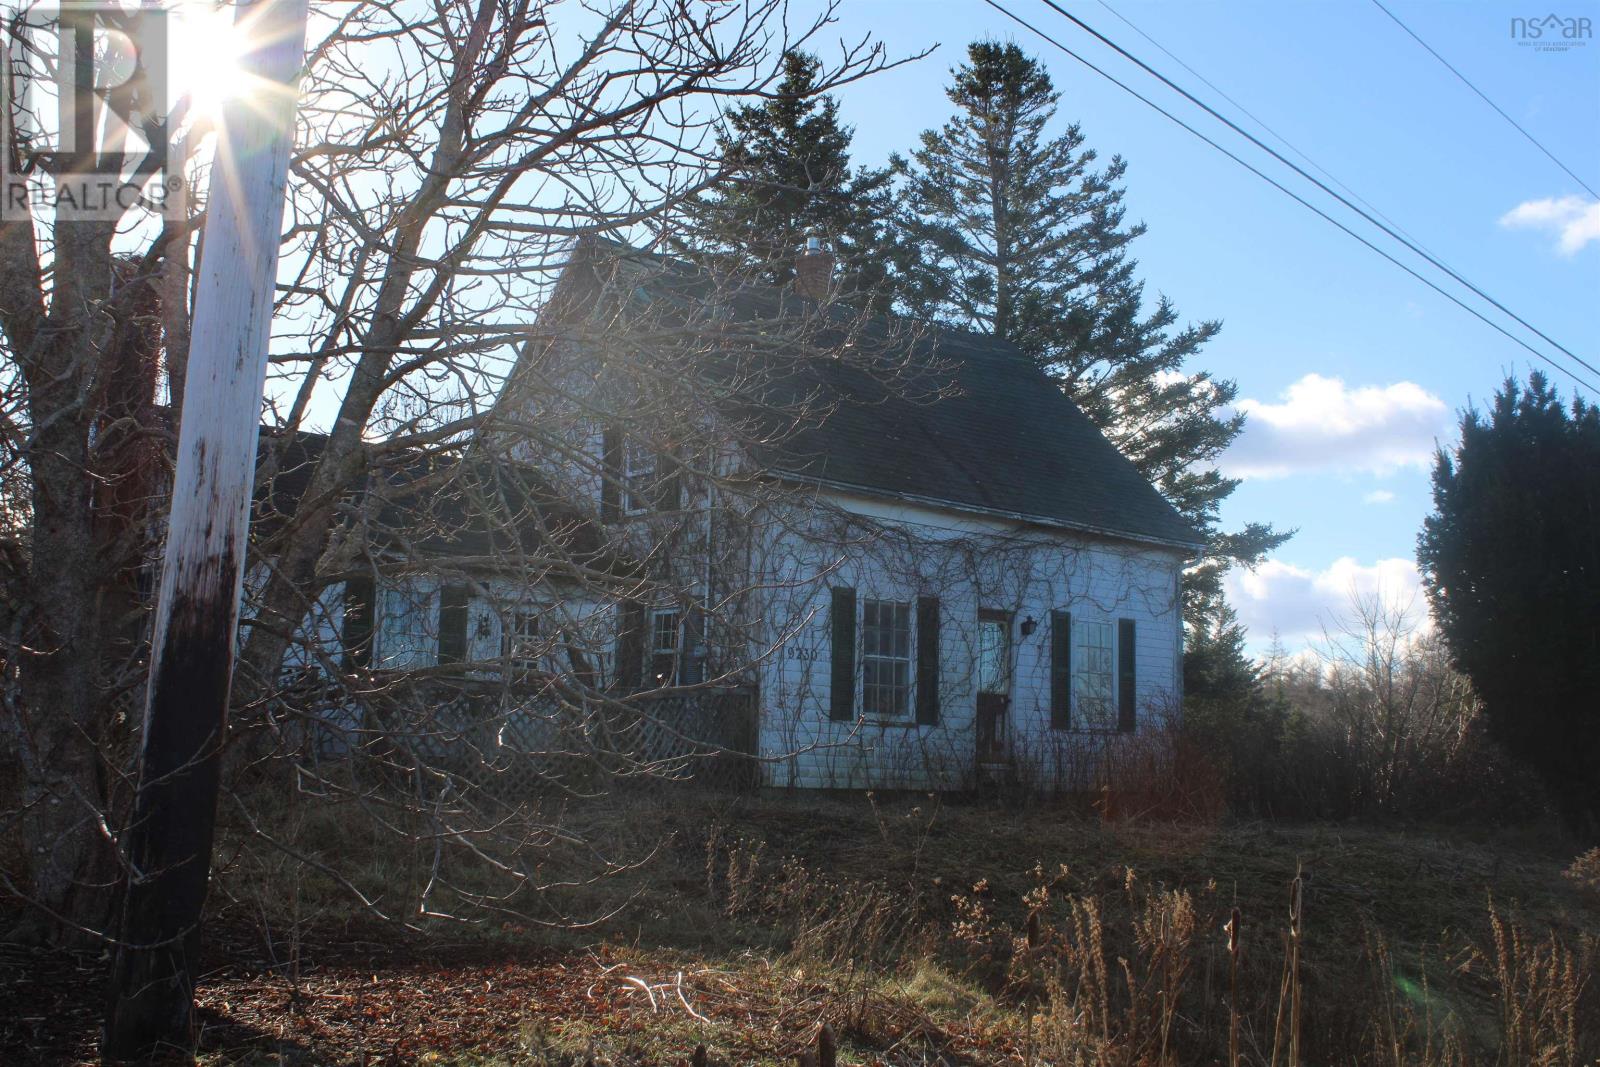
[{"left": 975, "top": 610, "right": 1012, "bottom": 765}]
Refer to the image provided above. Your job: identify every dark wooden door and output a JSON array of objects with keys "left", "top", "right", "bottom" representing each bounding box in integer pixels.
[{"left": 975, "top": 610, "right": 1012, "bottom": 764}]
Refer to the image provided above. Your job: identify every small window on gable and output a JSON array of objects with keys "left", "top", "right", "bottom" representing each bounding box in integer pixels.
[
  {"left": 1073, "top": 619, "right": 1115, "bottom": 730},
  {"left": 503, "top": 608, "right": 541, "bottom": 681},
  {"left": 861, "top": 599, "right": 912, "bottom": 719},
  {"left": 648, "top": 608, "right": 681, "bottom": 685},
  {"left": 624, "top": 440, "right": 657, "bottom": 514}
]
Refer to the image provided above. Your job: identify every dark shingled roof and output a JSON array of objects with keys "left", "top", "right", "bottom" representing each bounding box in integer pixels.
[
  {"left": 252, "top": 430, "right": 620, "bottom": 570},
  {"left": 761, "top": 325, "right": 1201, "bottom": 548},
  {"left": 545, "top": 240, "right": 1202, "bottom": 551}
]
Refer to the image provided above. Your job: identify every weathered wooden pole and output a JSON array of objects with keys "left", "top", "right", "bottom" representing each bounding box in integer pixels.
[{"left": 103, "top": 0, "right": 308, "bottom": 1059}]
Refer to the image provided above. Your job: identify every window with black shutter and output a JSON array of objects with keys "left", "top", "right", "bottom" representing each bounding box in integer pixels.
[
  {"left": 604, "top": 427, "right": 681, "bottom": 516},
  {"left": 622, "top": 438, "right": 656, "bottom": 513},
  {"left": 1074, "top": 619, "right": 1115, "bottom": 730},
  {"left": 861, "top": 599, "right": 912, "bottom": 719}
]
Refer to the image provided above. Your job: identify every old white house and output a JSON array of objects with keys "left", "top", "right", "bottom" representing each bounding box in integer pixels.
[{"left": 267, "top": 239, "right": 1200, "bottom": 791}]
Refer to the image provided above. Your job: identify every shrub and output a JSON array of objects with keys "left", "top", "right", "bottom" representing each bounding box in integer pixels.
[{"left": 1185, "top": 594, "right": 1546, "bottom": 824}]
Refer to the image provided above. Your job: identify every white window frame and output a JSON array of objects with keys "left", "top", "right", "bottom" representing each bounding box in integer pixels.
[
  {"left": 1072, "top": 618, "right": 1115, "bottom": 731},
  {"left": 860, "top": 598, "right": 913, "bottom": 720},
  {"left": 375, "top": 579, "right": 437, "bottom": 670},
  {"left": 975, "top": 612, "right": 1013, "bottom": 697},
  {"left": 623, "top": 438, "right": 658, "bottom": 514},
  {"left": 503, "top": 607, "right": 542, "bottom": 681},
  {"left": 648, "top": 607, "right": 682, "bottom": 685}
]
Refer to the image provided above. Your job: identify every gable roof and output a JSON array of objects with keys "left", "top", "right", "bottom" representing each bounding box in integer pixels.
[
  {"left": 535, "top": 239, "right": 1202, "bottom": 552},
  {"left": 252, "top": 430, "right": 625, "bottom": 574}
]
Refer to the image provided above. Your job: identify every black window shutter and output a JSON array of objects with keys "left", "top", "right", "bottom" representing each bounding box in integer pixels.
[
  {"left": 679, "top": 602, "right": 705, "bottom": 685},
  {"left": 616, "top": 601, "right": 645, "bottom": 690},
  {"left": 1050, "top": 610, "right": 1072, "bottom": 730},
  {"left": 600, "top": 424, "right": 622, "bottom": 522},
  {"left": 342, "top": 573, "right": 376, "bottom": 671},
  {"left": 656, "top": 442, "right": 684, "bottom": 511},
  {"left": 915, "top": 596, "right": 940, "bottom": 725},
  {"left": 437, "top": 582, "right": 469, "bottom": 665},
  {"left": 1118, "top": 618, "right": 1137, "bottom": 733},
  {"left": 829, "top": 587, "right": 856, "bottom": 721}
]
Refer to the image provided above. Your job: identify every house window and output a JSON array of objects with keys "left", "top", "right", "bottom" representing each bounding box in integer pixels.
[
  {"left": 975, "top": 613, "right": 1012, "bottom": 696},
  {"left": 376, "top": 579, "right": 436, "bottom": 669},
  {"left": 1073, "top": 619, "right": 1115, "bottom": 729},
  {"left": 503, "top": 608, "right": 541, "bottom": 680},
  {"left": 861, "top": 599, "right": 912, "bottom": 719},
  {"left": 624, "top": 439, "right": 657, "bottom": 513},
  {"left": 648, "top": 608, "right": 681, "bottom": 685}
]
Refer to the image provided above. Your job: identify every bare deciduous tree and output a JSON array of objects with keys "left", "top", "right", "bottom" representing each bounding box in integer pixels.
[{"left": 0, "top": 0, "right": 904, "bottom": 954}]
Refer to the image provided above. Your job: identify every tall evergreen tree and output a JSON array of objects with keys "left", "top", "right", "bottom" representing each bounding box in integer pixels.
[
  {"left": 895, "top": 42, "right": 1288, "bottom": 621},
  {"left": 1418, "top": 372, "right": 1600, "bottom": 832},
  {"left": 677, "top": 52, "right": 897, "bottom": 308}
]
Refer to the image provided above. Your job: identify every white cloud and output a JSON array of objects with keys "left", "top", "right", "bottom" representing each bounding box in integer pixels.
[
  {"left": 1226, "top": 556, "right": 1427, "bottom": 649},
  {"left": 1499, "top": 195, "right": 1600, "bottom": 255},
  {"left": 1362, "top": 489, "right": 1396, "bottom": 505},
  {"left": 1224, "top": 374, "right": 1448, "bottom": 479}
]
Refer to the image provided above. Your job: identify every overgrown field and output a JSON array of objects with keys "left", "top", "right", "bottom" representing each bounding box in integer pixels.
[{"left": 5, "top": 791, "right": 1597, "bottom": 1066}]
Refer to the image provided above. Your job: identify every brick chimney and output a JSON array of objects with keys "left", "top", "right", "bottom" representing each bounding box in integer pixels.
[{"left": 793, "top": 235, "right": 835, "bottom": 301}]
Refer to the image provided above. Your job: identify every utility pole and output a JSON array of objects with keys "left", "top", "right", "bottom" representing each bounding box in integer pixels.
[{"left": 103, "top": 0, "right": 308, "bottom": 1058}]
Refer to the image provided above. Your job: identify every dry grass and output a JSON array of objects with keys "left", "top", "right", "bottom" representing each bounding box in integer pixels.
[
  {"left": 587, "top": 791, "right": 1598, "bottom": 1066},
  {"left": 11, "top": 789, "right": 1595, "bottom": 1065}
]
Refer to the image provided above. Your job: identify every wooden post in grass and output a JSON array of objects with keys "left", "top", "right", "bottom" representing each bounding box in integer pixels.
[
  {"left": 1288, "top": 873, "right": 1303, "bottom": 1067},
  {"left": 103, "top": 0, "right": 308, "bottom": 1058},
  {"left": 1227, "top": 906, "right": 1241, "bottom": 1067}
]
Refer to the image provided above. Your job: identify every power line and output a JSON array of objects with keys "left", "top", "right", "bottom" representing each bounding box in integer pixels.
[
  {"left": 1369, "top": 0, "right": 1598, "bottom": 201},
  {"left": 1021, "top": 0, "right": 1600, "bottom": 387},
  {"left": 1092, "top": 0, "right": 1438, "bottom": 260},
  {"left": 1035, "top": 0, "right": 1599, "bottom": 382},
  {"left": 977, "top": 0, "right": 1600, "bottom": 394}
]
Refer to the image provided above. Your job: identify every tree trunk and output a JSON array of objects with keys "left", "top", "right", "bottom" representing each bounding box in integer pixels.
[
  {"left": 11, "top": 417, "right": 117, "bottom": 944},
  {"left": 8, "top": 209, "right": 121, "bottom": 944}
]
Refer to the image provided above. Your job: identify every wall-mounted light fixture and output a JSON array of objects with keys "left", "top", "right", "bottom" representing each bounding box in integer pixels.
[{"left": 1019, "top": 616, "right": 1037, "bottom": 637}]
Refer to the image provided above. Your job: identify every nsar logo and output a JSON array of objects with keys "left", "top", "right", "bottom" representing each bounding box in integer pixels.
[{"left": 1510, "top": 12, "right": 1593, "bottom": 51}]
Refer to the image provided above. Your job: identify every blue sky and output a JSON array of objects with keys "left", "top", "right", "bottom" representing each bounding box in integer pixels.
[{"left": 814, "top": 0, "right": 1600, "bottom": 651}]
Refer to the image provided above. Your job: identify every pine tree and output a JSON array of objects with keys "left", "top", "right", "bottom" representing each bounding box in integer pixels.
[
  {"left": 1418, "top": 372, "right": 1600, "bottom": 831},
  {"left": 1183, "top": 601, "right": 1294, "bottom": 815},
  {"left": 895, "top": 42, "right": 1288, "bottom": 622},
  {"left": 1183, "top": 602, "right": 1263, "bottom": 704},
  {"left": 677, "top": 52, "right": 897, "bottom": 308}
]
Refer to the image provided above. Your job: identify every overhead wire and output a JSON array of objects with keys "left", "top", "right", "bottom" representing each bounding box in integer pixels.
[
  {"left": 1369, "top": 0, "right": 1598, "bottom": 201},
  {"left": 976, "top": 0, "right": 1598, "bottom": 393},
  {"left": 1030, "top": 0, "right": 1599, "bottom": 384},
  {"left": 1092, "top": 0, "right": 1438, "bottom": 259}
]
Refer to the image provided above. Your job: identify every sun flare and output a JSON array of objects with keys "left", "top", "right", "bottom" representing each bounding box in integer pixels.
[{"left": 166, "top": 2, "right": 252, "bottom": 122}]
